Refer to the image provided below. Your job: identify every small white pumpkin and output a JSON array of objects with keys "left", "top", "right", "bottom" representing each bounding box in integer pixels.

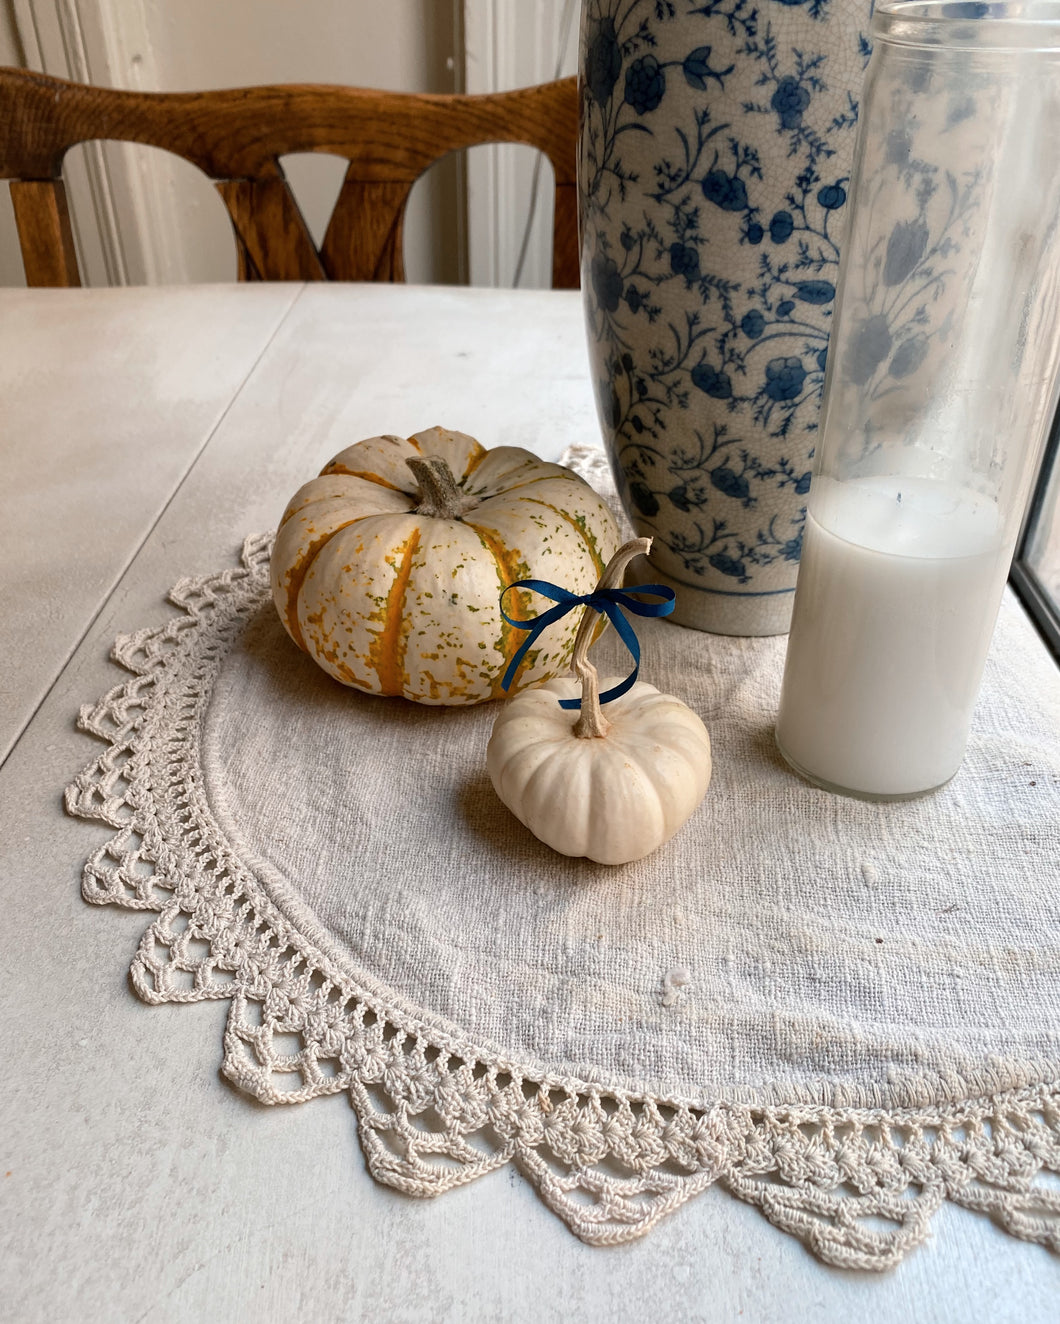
[{"left": 487, "top": 538, "right": 712, "bottom": 865}]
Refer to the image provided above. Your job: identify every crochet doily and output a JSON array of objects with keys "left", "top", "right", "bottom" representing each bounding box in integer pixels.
[{"left": 66, "top": 477, "right": 1060, "bottom": 1272}]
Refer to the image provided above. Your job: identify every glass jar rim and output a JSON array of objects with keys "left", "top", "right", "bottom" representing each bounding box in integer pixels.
[{"left": 875, "top": 1, "right": 1060, "bottom": 51}]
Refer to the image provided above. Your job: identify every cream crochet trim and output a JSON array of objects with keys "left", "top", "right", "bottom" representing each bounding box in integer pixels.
[{"left": 65, "top": 534, "right": 1060, "bottom": 1268}]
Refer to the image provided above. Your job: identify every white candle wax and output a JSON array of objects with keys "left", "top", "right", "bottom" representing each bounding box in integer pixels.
[{"left": 775, "top": 474, "right": 1008, "bottom": 798}]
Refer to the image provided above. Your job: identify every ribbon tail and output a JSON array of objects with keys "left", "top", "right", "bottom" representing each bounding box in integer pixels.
[
  {"left": 500, "top": 596, "right": 585, "bottom": 692},
  {"left": 607, "top": 585, "right": 677, "bottom": 618}
]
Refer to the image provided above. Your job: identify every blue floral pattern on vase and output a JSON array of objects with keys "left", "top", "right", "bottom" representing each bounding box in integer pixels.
[{"left": 578, "top": 0, "right": 874, "bottom": 634}]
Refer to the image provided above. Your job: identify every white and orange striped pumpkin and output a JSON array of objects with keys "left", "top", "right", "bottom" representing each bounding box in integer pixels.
[{"left": 271, "top": 426, "right": 620, "bottom": 705}]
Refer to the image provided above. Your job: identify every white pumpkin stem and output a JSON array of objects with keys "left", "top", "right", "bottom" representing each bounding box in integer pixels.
[
  {"left": 571, "top": 536, "right": 652, "bottom": 740},
  {"left": 407, "top": 455, "right": 478, "bottom": 520}
]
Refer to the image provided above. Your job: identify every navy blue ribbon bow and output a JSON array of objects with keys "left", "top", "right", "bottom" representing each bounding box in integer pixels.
[{"left": 499, "top": 577, "right": 676, "bottom": 709}]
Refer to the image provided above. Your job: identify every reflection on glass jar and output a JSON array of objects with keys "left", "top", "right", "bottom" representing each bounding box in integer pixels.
[{"left": 776, "top": 1, "right": 1060, "bottom": 799}]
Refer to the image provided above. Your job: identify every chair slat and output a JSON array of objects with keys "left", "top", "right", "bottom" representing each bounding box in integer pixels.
[
  {"left": 553, "top": 183, "right": 579, "bottom": 291},
  {"left": 321, "top": 176, "right": 408, "bottom": 282},
  {"left": 216, "top": 179, "right": 327, "bottom": 282},
  {"left": 0, "top": 66, "right": 579, "bottom": 289},
  {"left": 10, "top": 179, "right": 80, "bottom": 287}
]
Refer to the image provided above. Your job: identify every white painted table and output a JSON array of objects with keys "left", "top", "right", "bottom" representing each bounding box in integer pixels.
[{"left": 1, "top": 284, "right": 1058, "bottom": 1323}]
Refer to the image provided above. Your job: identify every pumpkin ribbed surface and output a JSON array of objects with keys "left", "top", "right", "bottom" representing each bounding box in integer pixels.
[
  {"left": 270, "top": 427, "right": 620, "bottom": 705},
  {"left": 487, "top": 676, "right": 712, "bottom": 864}
]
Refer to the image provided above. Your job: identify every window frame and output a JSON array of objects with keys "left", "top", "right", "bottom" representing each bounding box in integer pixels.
[{"left": 1011, "top": 403, "right": 1060, "bottom": 663}]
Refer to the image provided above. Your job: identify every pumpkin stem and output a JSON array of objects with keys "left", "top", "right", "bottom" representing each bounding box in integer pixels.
[
  {"left": 407, "top": 455, "right": 478, "bottom": 520},
  {"left": 571, "top": 536, "right": 652, "bottom": 740}
]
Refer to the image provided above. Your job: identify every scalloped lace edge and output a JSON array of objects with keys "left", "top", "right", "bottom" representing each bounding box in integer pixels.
[{"left": 63, "top": 531, "right": 1060, "bottom": 1268}]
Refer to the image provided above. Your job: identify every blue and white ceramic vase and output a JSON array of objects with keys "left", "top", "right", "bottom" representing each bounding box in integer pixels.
[{"left": 579, "top": 0, "right": 874, "bottom": 634}]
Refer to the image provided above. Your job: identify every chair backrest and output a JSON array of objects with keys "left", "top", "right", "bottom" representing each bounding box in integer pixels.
[{"left": 0, "top": 67, "right": 579, "bottom": 288}]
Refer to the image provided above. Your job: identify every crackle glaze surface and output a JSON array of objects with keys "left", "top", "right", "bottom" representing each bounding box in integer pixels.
[{"left": 579, "top": 0, "right": 873, "bottom": 633}]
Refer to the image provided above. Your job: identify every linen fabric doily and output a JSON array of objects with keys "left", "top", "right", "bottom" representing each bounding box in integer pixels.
[{"left": 66, "top": 451, "right": 1060, "bottom": 1270}]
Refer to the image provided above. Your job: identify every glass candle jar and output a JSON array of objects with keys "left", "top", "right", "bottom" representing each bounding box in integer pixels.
[{"left": 775, "top": 1, "right": 1060, "bottom": 800}]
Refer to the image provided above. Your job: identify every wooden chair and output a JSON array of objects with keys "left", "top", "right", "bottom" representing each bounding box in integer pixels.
[{"left": 0, "top": 66, "right": 579, "bottom": 288}]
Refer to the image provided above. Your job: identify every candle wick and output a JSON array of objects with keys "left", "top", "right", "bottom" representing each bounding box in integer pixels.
[{"left": 897, "top": 491, "right": 902, "bottom": 504}]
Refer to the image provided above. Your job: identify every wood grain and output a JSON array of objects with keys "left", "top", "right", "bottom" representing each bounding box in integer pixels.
[
  {"left": 0, "top": 66, "right": 579, "bottom": 288},
  {"left": 9, "top": 179, "right": 80, "bottom": 286},
  {"left": 321, "top": 177, "right": 408, "bottom": 282},
  {"left": 215, "top": 179, "right": 327, "bottom": 282}
]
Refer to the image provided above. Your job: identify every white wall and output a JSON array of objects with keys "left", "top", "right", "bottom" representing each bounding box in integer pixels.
[
  {"left": 464, "top": 0, "right": 577, "bottom": 290},
  {"left": 125, "top": 0, "right": 463, "bottom": 284}
]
